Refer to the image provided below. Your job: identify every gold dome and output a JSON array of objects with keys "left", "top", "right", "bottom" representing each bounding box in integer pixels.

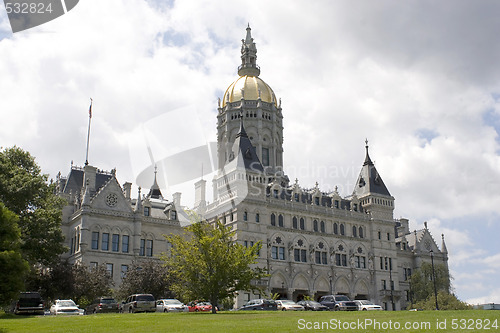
[{"left": 222, "top": 75, "right": 277, "bottom": 107}]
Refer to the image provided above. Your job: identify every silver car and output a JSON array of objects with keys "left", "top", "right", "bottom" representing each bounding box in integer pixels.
[
  {"left": 275, "top": 300, "right": 305, "bottom": 311},
  {"left": 156, "top": 299, "right": 189, "bottom": 312},
  {"left": 121, "top": 294, "right": 156, "bottom": 313}
]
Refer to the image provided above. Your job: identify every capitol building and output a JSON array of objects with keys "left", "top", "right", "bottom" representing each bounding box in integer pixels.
[{"left": 56, "top": 26, "right": 449, "bottom": 310}]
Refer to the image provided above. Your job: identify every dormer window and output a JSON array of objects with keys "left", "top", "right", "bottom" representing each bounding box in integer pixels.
[
  {"left": 294, "top": 193, "right": 300, "bottom": 202},
  {"left": 144, "top": 207, "right": 150, "bottom": 217},
  {"left": 171, "top": 210, "right": 177, "bottom": 220},
  {"left": 314, "top": 197, "right": 320, "bottom": 206}
]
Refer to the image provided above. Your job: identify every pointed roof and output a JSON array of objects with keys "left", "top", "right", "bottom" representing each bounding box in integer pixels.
[
  {"left": 353, "top": 140, "right": 391, "bottom": 197},
  {"left": 226, "top": 117, "right": 264, "bottom": 173},
  {"left": 441, "top": 234, "right": 448, "bottom": 253},
  {"left": 147, "top": 165, "right": 163, "bottom": 200}
]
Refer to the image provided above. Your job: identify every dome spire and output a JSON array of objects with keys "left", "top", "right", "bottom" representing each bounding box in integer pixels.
[{"left": 238, "top": 24, "right": 260, "bottom": 77}]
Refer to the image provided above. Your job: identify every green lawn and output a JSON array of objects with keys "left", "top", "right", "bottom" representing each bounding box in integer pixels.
[{"left": 0, "top": 310, "right": 498, "bottom": 333}]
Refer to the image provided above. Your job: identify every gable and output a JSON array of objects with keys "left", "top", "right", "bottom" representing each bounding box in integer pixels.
[{"left": 88, "top": 177, "right": 133, "bottom": 213}]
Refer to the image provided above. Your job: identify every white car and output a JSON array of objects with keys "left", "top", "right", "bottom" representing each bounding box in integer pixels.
[
  {"left": 50, "top": 300, "right": 81, "bottom": 315},
  {"left": 156, "top": 299, "right": 189, "bottom": 312},
  {"left": 354, "top": 300, "right": 383, "bottom": 311},
  {"left": 275, "top": 300, "right": 305, "bottom": 311}
]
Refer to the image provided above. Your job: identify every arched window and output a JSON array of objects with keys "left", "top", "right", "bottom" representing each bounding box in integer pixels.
[
  {"left": 359, "top": 226, "right": 364, "bottom": 238},
  {"left": 278, "top": 214, "right": 284, "bottom": 227},
  {"left": 352, "top": 226, "right": 357, "bottom": 237},
  {"left": 256, "top": 213, "right": 260, "bottom": 223},
  {"left": 333, "top": 223, "right": 338, "bottom": 235},
  {"left": 243, "top": 211, "right": 248, "bottom": 221},
  {"left": 271, "top": 213, "right": 276, "bottom": 226},
  {"left": 293, "top": 216, "right": 298, "bottom": 229},
  {"left": 340, "top": 223, "right": 345, "bottom": 236},
  {"left": 313, "top": 220, "right": 319, "bottom": 232},
  {"left": 300, "top": 218, "right": 305, "bottom": 230},
  {"left": 320, "top": 221, "right": 325, "bottom": 233}
]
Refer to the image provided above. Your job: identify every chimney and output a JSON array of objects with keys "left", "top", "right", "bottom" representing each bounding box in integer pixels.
[
  {"left": 194, "top": 179, "right": 207, "bottom": 208},
  {"left": 123, "top": 182, "right": 132, "bottom": 200},
  {"left": 173, "top": 192, "right": 182, "bottom": 208},
  {"left": 83, "top": 165, "right": 97, "bottom": 193}
]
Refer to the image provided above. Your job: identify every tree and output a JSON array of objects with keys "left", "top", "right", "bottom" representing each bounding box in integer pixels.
[
  {"left": 409, "top": 262, "right": 451, "bottom": 304},
  {"left": 0, "top": 202, "right": 29, "bottom": 307},
  {"left": 0, "top": 146, "right": 66, "bottom": 267},
  {"left": 116, "top": 260, "right": 172, "bottom": 301},
  {"left": 412, "top": 291, "right": 471, "bottom": 310},
  {"left": 72, "top": 264, "right": 114, "bottom": 308},
  {"left": 163, "top": 219, "right": 268, "bottom": 313}
]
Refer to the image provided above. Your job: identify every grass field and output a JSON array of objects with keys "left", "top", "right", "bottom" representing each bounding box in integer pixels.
[{"left": 0, "top": 310, "right": 498, "bottom": 333}]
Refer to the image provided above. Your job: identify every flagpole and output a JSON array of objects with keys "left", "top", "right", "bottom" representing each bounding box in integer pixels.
[{"left": 85, "top": 98, "right": 93, "bottom": 166}]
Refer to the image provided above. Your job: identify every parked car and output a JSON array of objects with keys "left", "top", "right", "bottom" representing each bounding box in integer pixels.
[
  {"left": 319, "top": 295, "right": 358, "bottom": 311},
  {"left": 187, "top": 301, "right": 215, "bottom": 312},
  {"left": 297, "top": 300, "right": 329, "bottom": 311},
  {"left": 85, "top": 297, "right": 120, "bottom": 314},
  {"left": 12, "top": 292, "right": 44, "bottom": 315},
  {"left": 121, "top": 294, "right": 156, "bottom": 313},
  {"left": 354, "top": 300, "right": 383, "bottom": 311},
  {"left": 238, "top": 299, "right": 278, "bottom": 311},
  {"left": 50, "top": 299, "right": 80, "bottom": 315},
  {"left": 156, "top": 299, "right": 189, "bottom": 312},
  {"left": 275, "top": 300, "right": 304, "bottom": 311}
]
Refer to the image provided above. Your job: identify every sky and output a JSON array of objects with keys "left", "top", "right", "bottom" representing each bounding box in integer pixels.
[{"left": 1, "top": 0, "right": 499, "bottom": 304}]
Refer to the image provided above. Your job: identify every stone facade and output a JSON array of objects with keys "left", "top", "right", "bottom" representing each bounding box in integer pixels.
[
  {"left": 56, "top": 26, "right": 449, "bottom": 310},
  {"left": 195, "top": 26, "right": 449, "bottom": 310},
  {"left": 56, "top": 165, "right": 184, "bottom": 287}
]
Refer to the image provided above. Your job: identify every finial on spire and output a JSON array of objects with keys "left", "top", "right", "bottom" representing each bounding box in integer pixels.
[
  {"left": 238, "top": 24, "right": 260, "bottom": 77},
  {"left": 363, "top": 138, "right": 373, "bottom": 166}
]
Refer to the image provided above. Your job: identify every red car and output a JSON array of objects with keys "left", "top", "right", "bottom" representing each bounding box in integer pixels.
[{"left": 187, "top": 301, "right": 216, "bottom": 312}]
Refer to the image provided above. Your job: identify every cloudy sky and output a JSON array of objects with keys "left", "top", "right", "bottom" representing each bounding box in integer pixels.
[{"left": 1, "top": 0, "right": 499, "bottom": 304}]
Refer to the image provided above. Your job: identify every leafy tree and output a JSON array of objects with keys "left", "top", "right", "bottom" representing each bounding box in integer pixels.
[
  {"left": 0, "top": 202, "right": 29, "bottom": 307},
  {"left": 72, "top": 264, "right": 114, "bottom": 308},
  {"left": 163, "top": 219, "right": 268, "bottom": 314},
  {"left": 409, "top": 262, "right": 451, "bottom": 304},
  {"left": 116, "top": 260, "right": 172, "bottom": 301},
  {"left": 411, "top": 291, "right": 472, "bottom": 310},
  {"left": 0, "top": 146, "right": 66, "bottom": 267}
]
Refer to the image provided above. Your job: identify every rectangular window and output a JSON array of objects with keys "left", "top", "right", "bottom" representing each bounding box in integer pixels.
[
  {"left": 122, "top": 235, "right": 129, "bottom": 253},
  {"left": 140, "top": 239, "right": 145, "bottom": 256},
  {"left": 336, "top": 253, "right": 341, "bottom": 266},
  {"left": 314, "top": 197, "right": 320, "bottom": 205},
  {"left": 146, "top": 239, "right": 153, "bottom": 257},
  {"left": 144, "top": 207, "right": 150, "bottom": 216},
  {"left": 262, "top": 148, "right": 269, "bottom": 166},
  {"left": 315, "top": 251, "right": 321, "bottom": 264},
  {"left": 102, "top": 233, "right": 109, "bottom": 251},
  {"left": 382, "top": 279, "right": 387, "bottom": 290},
  {"left": 361, "top": 256, "right": 366, "bottom": 269},
  {"left": 91, "top": 232, "right": 99, "bottom": 250},
  {"left": 121, "top": 265, "right": 128, "bottom": 279},
  {"left": 380, "top": 257, "right": 383, "bottom": 270},
  {"left": 70, "top": 237, "right": 74, "bottom": 254},
  {"left": 271, "top": 246, "right": 278, "bottom": 259},
  {"left": 334, "top": 200, "right": 339, "bottom": 209},
  {"left": 273, "top": 189, "right": 278, "bottom": 198},
  {"left": 112, "top": 234, "right": 119, "bottom": 252},
  {"left": 279, "top": 247, "right": 285, "bottom": 260},
  {"left": 322, "top": 252, "right": 327, "bottom": 265},
  {"left": 341, "top": 254, "right": 347, "bottom": 267},
  {"left": 90, "top": 262, "right": 98, "bottom": 270},
  {"left": 301, "top": 249, "right": 307, "bottom": 262},
  {"left": 294, "top": 249, "right": 300, "bottom": 262},
  {"left": 295, "top": 193, "right": 299, "bottom": 202},
  {"left": 106, "top": 263, "right": 113, "bottom": 277}
]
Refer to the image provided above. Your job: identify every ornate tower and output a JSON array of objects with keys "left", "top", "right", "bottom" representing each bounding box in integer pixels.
[
  {"left": 353, "top": 140, "right": 395, "bottom": 220},
  {"left": 217, "top": 25, "right": 285, "bottom": 180}
]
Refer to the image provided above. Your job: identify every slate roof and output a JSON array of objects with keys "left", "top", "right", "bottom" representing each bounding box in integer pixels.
[
  {"left": 227, "top": 119, "right": 264, "bottom": 173},
  {"left": 353, "top": 145, "right": 391, "bottom": 197},
  {"left": 62, "top": 167, "right": 113, "bottom": 197}
]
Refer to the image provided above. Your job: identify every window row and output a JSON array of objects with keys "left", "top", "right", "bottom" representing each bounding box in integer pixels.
[
  {"left": 91, "top": 232, "right": 153, "bottom": 257},
  {"left": 90, "top": 262, "right": 129, "bottom": 279}
]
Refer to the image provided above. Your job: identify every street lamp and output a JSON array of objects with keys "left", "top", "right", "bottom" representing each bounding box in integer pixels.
[
  {"left": 430, "top": 250, "right": 439, "bottom": 310},
  {"left": 389, "top": 259, "right": 395, "bottom": 311}
]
